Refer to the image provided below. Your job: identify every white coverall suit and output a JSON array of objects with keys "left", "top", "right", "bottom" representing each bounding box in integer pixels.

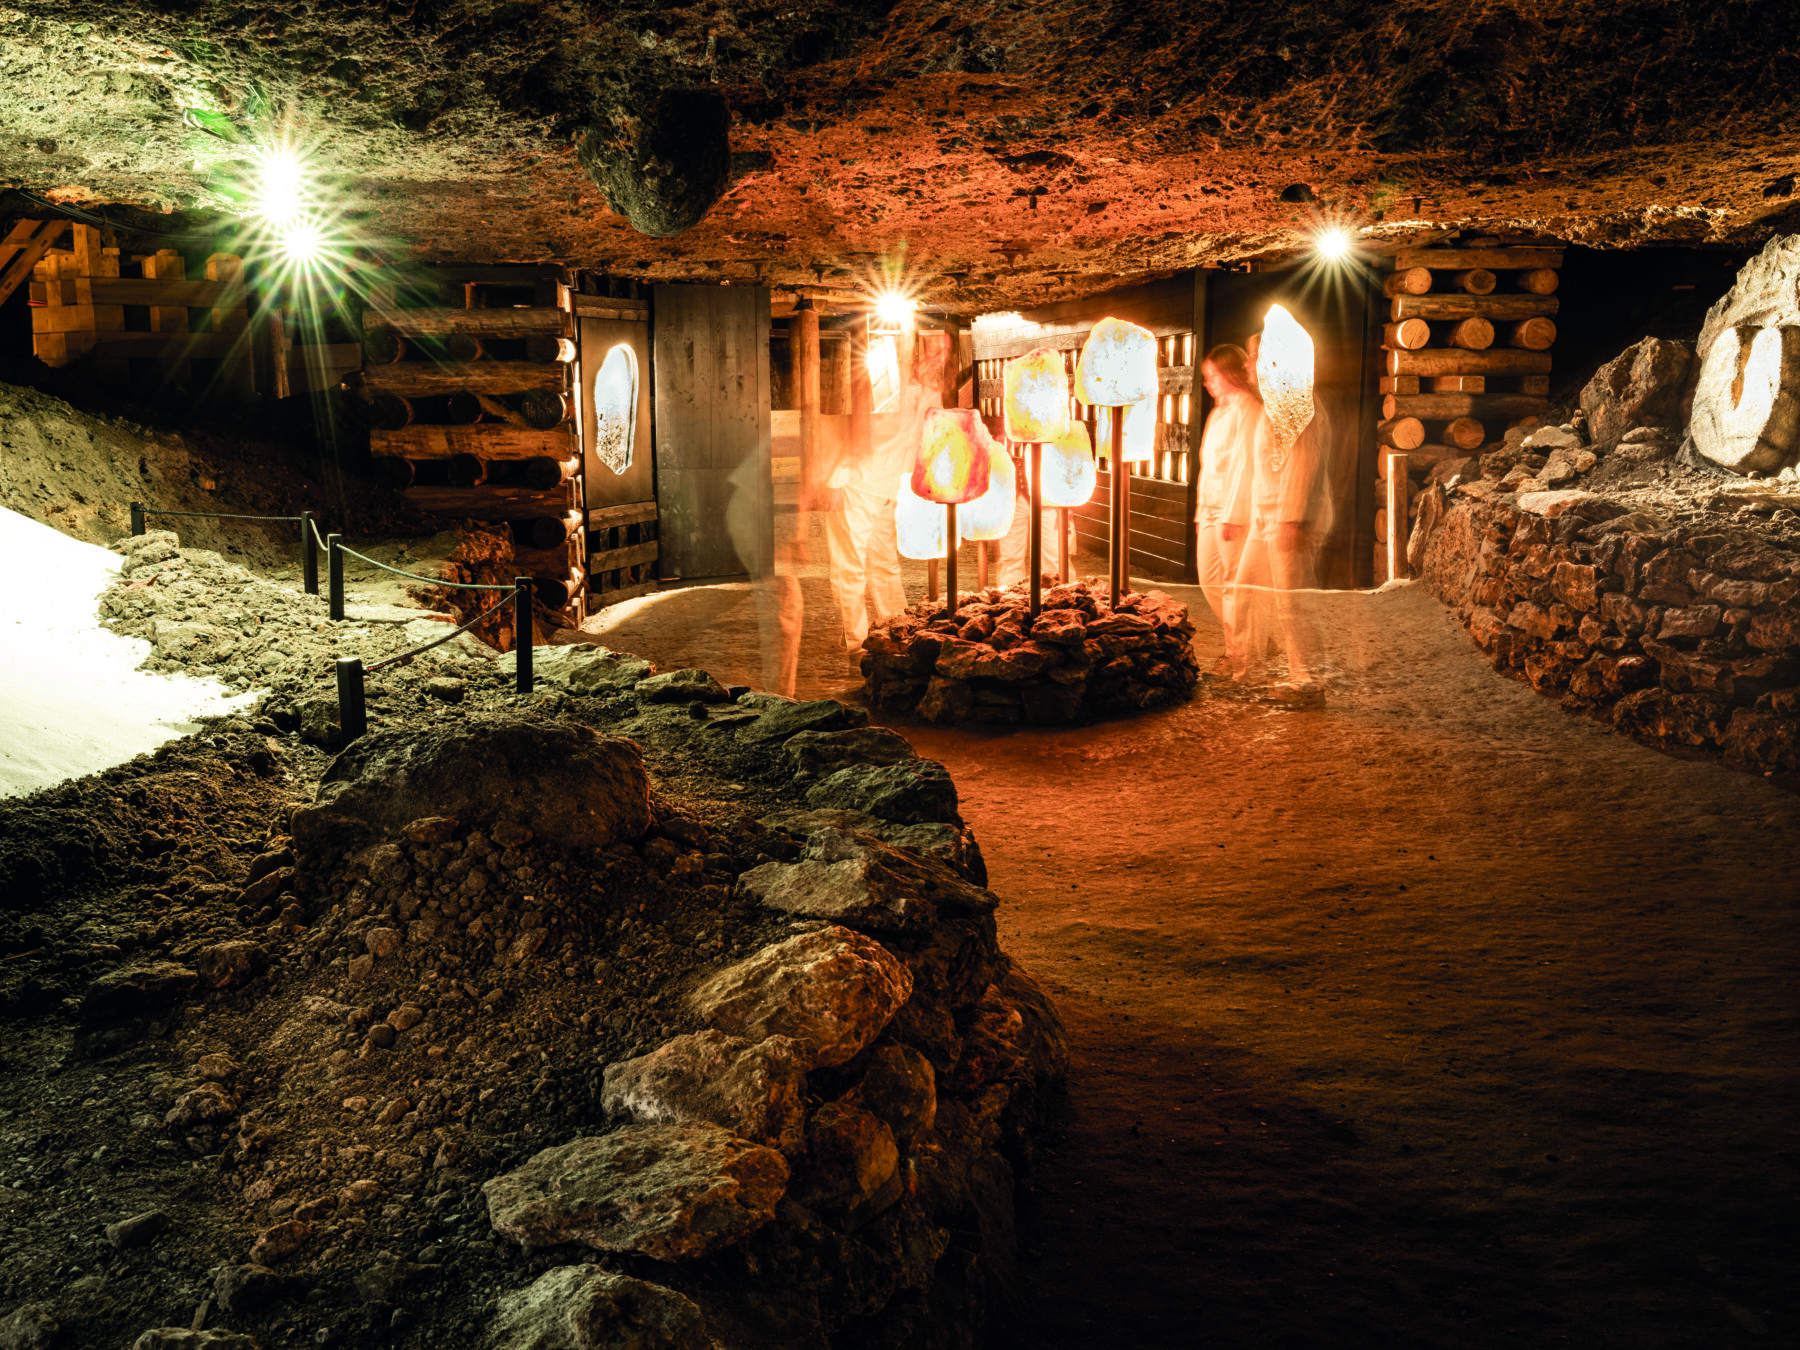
[
  {"left": 825, "top": 386, "right": 930, "bottom": 660},
  {"left": 1193, "top": 394, "right": 1260, "bottom": 672}
]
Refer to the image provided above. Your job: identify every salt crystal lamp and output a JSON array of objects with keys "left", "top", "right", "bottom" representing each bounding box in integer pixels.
[
  {"left": 1258, "top": 303, "right": 1316, "bottom": 449},
  {"left": 1041, "top": 421, "right": 1097, "bottom": 508},
  {"left": 1003, "top": 347, "right": 1071, "bottom": 444},
  {"left": 1075, "top": 317, "right": 1158, "bottom": 408},
  {"left": 1094, "top": 397, "right": 1156, "bottom": 462},
  {"left": 957, "top": 441, "right": 1017, "bottom": 542},
  {"left": 894, "top": 472, "right": 947, "bottom": 560},
  {"left": 911, "top": 408, "right": 997, "bottom": 504}
]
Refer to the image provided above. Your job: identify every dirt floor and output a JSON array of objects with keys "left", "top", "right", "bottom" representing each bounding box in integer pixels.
[{"left": 591, "top": 571, "right": 1800, "bottom": 1349}]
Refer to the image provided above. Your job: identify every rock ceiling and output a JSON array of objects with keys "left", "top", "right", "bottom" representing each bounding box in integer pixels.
[{"left": 3, "top": 0, "right": 1798, "bottom": 315}]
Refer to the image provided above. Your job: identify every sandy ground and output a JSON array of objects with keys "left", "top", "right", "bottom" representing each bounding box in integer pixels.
[
  {"left": 0, "top": 507, "right": 255, "bottom": 797},
  {"left": 591, "top": 562, "right": 1800, "bottom": 1349}
]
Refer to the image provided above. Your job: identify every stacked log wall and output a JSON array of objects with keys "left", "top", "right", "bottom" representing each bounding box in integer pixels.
[
  {"left": 361, "top": 274, "right": 585, "bottom": 622},
  {"left": 1377, "top": 239, "right": 1562, "bottom": 576}
]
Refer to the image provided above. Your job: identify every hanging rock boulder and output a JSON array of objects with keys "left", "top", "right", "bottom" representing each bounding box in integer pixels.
[
  {"left": 482, "top": 1124, "right": 788, "bottom": 1261},
  {"left": 291, "top": 718, "right": 652, "bottom": 855},
  {"left": 690, "top": 926, "right": 913, "bottom": 1069},
  {"left": 489, "top": 1265, "right": 711, "bottom": 1350},
  {"left": 577, "top": 90, "right": 731, "bottom": 238}
]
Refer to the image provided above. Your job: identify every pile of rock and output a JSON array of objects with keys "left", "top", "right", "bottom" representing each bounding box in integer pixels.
[
  {"left": 1414, "top": 323, "right": 1800, "bottom": 777},
  {"left": 124, "top": 697, "right": 1067, "bottom": 1348},
  {"left": 861, "top": 578, "right": 1200, "bottom": 724}
]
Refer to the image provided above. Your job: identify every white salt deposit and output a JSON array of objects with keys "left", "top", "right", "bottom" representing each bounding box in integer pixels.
[{"left": 0, "top": 507, "right": 256, "bottom": 798}]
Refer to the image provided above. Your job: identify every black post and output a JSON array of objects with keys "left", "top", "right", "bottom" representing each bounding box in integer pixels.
[
  {"left": 327, "top": 533, "right": 344, "bottom": 621},
  {"left": 944, "top": 503, "right": 959, "bottom": 617},
  {"left": 129, "top": 502, "right": 145, "bottom": 536},
  {"left": 300, "top": 511, "right": 318, "bottom": 596},
  {"left": 1108, "top": 412, "right": 1125, "bottom": 608},
  {"left": 336, "top": 657, "right": 367, "bottom": 743},
  {"left": 1029, "top": 441, "right": 1044, "bottom": 617},
  {"left": 514, "top": 576, "right": 534, "bottom": 694}
]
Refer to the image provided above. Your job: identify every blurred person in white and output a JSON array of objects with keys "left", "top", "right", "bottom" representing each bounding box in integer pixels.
[
  {"left": 1232, "top": 387, "right": 1331, "bottom": 690},
  {"left": 824, "top": 323, "right": 945, "bottom": 662},
  {"left": 1193, "top": 343, "right": 1261, "bottom": 676}
]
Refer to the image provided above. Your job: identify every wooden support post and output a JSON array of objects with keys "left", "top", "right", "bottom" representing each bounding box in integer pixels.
[
  {"left": 1058, "top": 506, "right": 1072, "bottom": 584},
  {"left": 927, "top": 558, "right": 939, "bottom": 601},
  {"left": 1028, "top": 440, "right": 1044, "bottom": 616},
  {"left": 944, "top": 503, "right": 959, "bottom": 615},
  {"left": 1385, "top": 454, "right": 1409, "bottom": 582},
  {"left": 794, "top": 301, "right": 821, "bottom": 509},
  {"left": 143, "top": 249, "right": 191, "bottom": 389},
  {"left": 206, "top": 253, "right": 254, "bottom": 400},
  {"left": 1108, "top": 409, "right": 1127, "bottom": 607}
]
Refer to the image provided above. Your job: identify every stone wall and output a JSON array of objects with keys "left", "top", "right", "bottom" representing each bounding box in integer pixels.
[{"left": 1424, "top": 494, "right": 1800, "bottom": 774}]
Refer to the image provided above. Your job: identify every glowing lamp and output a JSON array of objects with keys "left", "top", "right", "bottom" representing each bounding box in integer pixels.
[
  {"left": 911, "top": 408, "right": 996, "bottom": 504},
  {"left": 1003, "top": 347, "right": 1071, "bottom": 443},
  {"left": 1258, "top": 303, "right": 1316, "bottom": 449},
  {"left": 895, "top": 473, "right": 947, "bottom": 560},
  {"left": 1315, "top": 227, "right": 1353, "bottom": 262},
  {"left": 957, "top": 442, "right": 1016, "bottom": 542},
  {"left": 1041, "top": 422, "right": 1097, "bottom": 508},
  {"left": 1094, "top": 397, "right": 1156, "bottom": 462},
  {"left": 1075, "top": 317, "right": 1159, "bottom": 407}
]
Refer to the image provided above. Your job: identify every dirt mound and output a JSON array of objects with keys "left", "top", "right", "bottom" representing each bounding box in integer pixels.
[{"left": 0, "top": 654, "right": 1063, "bottom": 1348}]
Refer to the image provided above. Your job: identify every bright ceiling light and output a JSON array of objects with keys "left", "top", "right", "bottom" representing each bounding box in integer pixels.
[
  {"left": 252, "top": 145, "right": 309, "bottom": 228},
  {"left": 874, "top": 291, "right": 915, "bottom": 326},
  {"left": 276, "top": 218, "right": 328, "bottom": 266},
  {"left": 1315, "top": 227, "right": 1353, "bottom": 262}
]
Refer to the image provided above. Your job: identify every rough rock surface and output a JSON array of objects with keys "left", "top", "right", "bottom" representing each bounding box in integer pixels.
[
  {"left": 481, "top": 1124, "right": 789, "bottom": 1261},
  {"left": 600, "top": 1031, "right": 810, "bottom": 1155},
  {"left": 489, "top": 1265, "right": 710, "bottom": 1350},
  {"left": 0, "top": 1305, "right": 57, "bottom": 1350},
  {"left": 791, "top": 1102, "right": 901, "bottom": 1224},
  {"left": 576, "top": 89, "right": 732, "bottom": 238},
  {"left": 292, "top": 718, "right": 653, "bottom": 855},
  {"left": 1578, "top": 337, "right": 1695, "bottom": 450},
  {"left": 864, "top": 579, "right": 1199, "bottom": 724},
  {"left": 689, "top": 926, "right": 914, "bottom": 1069},
  {"left": 1414, "top": 341, "right": 1800, "bottom": 781},
  {"left": 737, "top": 827, "right": 997, "bottom": 936}
]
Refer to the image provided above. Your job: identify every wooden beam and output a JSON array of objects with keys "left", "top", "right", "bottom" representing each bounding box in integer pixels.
[
  {"left": 362, "top": 307, "right": 564, "bottom": 337},
  {"left": 587, "top": 500, "right": 658, "bottom": 531},
  {"left": 1391, "top": 294, "right": 1558, "bottom": 321},
  {"left": 371, "top": 424, "right": 574, "bottom": 461},
  {"left": 402, "top": 485, "right": 577, "bottom": 520},
  {"left": 1383, "top": 391, "right": 1551, "bottom": 420},
  {"left": 1395, "top": 247, "right": 1564, "bottom": 270},
  {"left": 89, "top": 332, "right": 245, "bottom": 360},
  {"left": 568, "top": 294, "right": 650, "bottom": 320},
  {"left": 363, "top": 360, "right": 563, "bottom": 397},
  {"left": 0, "top": 220, "right": 67, "bottom": 309},
  {"left": 1386, "top": 348, "right": 1552, "bottom": 377},
  {"left": 589, "top": 540, "right": 660, "bottom": 570}
]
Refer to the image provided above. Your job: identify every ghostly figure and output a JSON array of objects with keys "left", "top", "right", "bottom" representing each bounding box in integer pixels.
[
  {"left": 825, "top": 327, "right": 941, "bottom": 661},
  {"left": 1232, "top": 308, "right": 1327, "bottom": 688},
  {"left": 1192, "top": 344, "right": 1260, "bottom": 675}
]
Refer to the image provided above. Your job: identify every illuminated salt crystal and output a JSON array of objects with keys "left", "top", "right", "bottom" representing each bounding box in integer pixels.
[
  {"left": 912, "top": 408, "right": 997, "bottom": 504},
  {"left": 1094, "top": 397, "right": 1156, "bottom": 462},
  {"left": 1041, "top": 421, "right": 1097, "bottom": 508},
  {"left": 1258, "top": 303, "right": 1316, "bottom": 450},
  {"left": 1003, "top": 347, "right": 1071, "bottom": 443},
  {"left": 895, "top": 473, "right": 947, "bottom": 560},
  {"left": 1075, "top": 317, "right": 1159, "bottom": 407},
  {"left": 957, "top": 440, "right": 1017, "bottom": 542}
]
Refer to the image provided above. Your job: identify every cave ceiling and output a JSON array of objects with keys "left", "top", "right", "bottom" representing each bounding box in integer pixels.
[{"left": 2, "top": 0, "right": 1798, "bottom": 316}]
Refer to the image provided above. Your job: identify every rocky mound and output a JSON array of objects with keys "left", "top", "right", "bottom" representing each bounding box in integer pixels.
[
  {"left": 862, "top": 579, "right": 1200, "bottom": 725},
  {"left": 0, "top": 655, "right": 1064, "bottom": 1348},
  {"left": 1410, "top": 334, "right": 1800, "bottom": 781}
]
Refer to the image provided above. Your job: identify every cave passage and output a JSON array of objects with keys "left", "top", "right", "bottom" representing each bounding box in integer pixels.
[{"left": 599, "top": 577, "right": 1800, "bottom": 1349}]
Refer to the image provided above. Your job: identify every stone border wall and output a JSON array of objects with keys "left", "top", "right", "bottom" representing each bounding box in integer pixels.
[{"left": 1421, "top": 494, "right": 1800, "bottom": 776}]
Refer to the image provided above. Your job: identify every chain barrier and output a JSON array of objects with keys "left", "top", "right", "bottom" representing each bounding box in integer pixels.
[{"left": 129, "top": 500, "right": 538, "bottom": 743}]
